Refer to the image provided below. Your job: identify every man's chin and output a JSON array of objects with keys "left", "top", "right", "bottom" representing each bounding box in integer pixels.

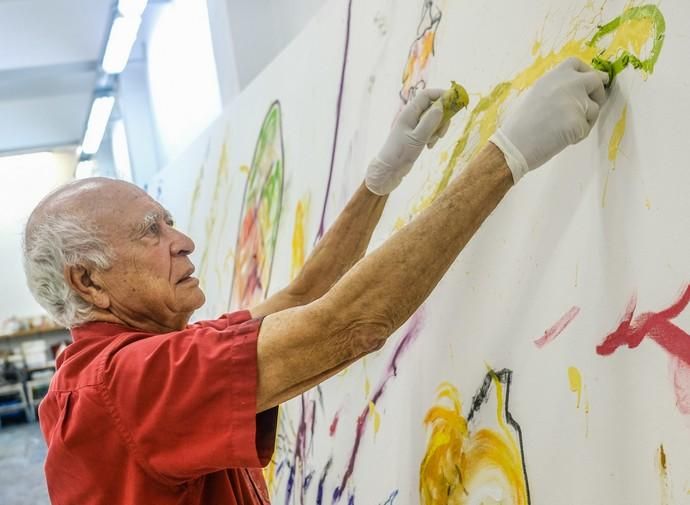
[{"left": 190, "top": 287, "right": 206, "bottom": 310}]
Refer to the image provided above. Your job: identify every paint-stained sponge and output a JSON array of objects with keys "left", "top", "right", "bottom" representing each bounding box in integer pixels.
[
  {"left": 441, "top": 81, "right": 469, "bottom": 122},
  {"left": 432, "top": 81, "right": 469, "bottom": 141}
]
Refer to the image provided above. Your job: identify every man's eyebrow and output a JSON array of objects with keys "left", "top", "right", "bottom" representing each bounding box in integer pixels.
[{"left": 130, "top": 209, "right": 173, "bottom": 238}]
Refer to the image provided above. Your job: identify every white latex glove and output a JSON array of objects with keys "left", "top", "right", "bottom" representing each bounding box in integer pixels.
[
  {"left": 490, "top": 57, "right": 609, "bottom": 183},
  {"left": 366, "top": 89, "right": 445, "bottom": 195}
]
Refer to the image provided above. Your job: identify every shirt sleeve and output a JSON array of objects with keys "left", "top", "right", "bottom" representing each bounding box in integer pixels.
[{"left": 99, "top": 311, "right": 278, "bottom": 484}]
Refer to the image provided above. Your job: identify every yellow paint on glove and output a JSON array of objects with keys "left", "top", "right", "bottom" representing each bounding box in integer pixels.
[{"left": 432, "top": 81, "right": 469, "bottom": 141}]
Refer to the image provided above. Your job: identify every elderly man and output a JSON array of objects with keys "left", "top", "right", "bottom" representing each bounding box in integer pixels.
[{"left": 24, "top": 58, "right": 607, "bottom": 505}]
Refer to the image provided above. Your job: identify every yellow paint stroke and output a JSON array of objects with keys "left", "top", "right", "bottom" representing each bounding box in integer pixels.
[
  {"left": 264, "top": 408, "right": 291, "bottom": 495},
  {"left": 369, "top": 401, "right": 382, "bottom": 434},
  {"left": 608, "top": 105, "right": 628, "bottom": 165},
  {"left": 657, "top": 444, "right": 671, "bottom": 505},
  {"left": 187, "top": 142, "right": 209, "bottom": 225},
  {"left": 419, "top": 375, "right": 529, "bottom": 504},
  {"left": 264, "top": 456, "right": 278, "bottom": 496},
  {"left": 568, "top": 366, "right": 583, "bottom": 408},
  {"left": 531, "top": 38, "right": 542, "bottom": 56},
  {"left": 602, "top": 172, "right": 610, "bottom": 208},
  {"left": 197, "top": 141, "right": 231, "bottom": 293},
  {"left": 290, "top": 195, "right": 310, "bottom": 280},
  {"left": 603, "top": 104, "right": 628, "bottom": 207},
  {"left": 397, "top": 3, "right": 664, "bottom": 227},
  {"left": 584, "top": 385, "right": 590, "bottom": 438},
  {"left": 239, "top": 164, "right": 250, "bottom": 174},
  {"left": 645, "top": 198, "right": 652, "bottom": 209}
]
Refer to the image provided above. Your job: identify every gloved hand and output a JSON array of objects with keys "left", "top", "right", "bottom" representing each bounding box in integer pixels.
[
  {"left": 490, "top": 57, "right": 609, "bottom": 183},
  {"left": 366, "top": 89, "right": 445, "bottom": 195}
]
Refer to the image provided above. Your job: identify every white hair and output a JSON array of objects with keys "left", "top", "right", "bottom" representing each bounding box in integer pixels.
[{"left": 23, "top": 214, "right": 114, "bottom": 328}]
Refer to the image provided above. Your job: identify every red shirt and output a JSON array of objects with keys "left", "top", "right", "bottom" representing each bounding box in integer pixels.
[{"left": 39, "top": 310, "right": 277, "bottom": 505}]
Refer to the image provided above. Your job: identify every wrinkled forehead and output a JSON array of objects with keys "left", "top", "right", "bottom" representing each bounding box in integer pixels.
[{"left": 85, "top": 185, "right": 169, "bottom": 238}]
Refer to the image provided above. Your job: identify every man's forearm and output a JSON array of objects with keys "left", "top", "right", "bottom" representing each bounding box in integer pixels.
[
  {"left": 286, "top": 182, "right": 388, "bottom": 303},
  {"left": 321, "top": 143, "right": 513, "bottom": 350},
  {"left": 256, "top": 143, "right": 512, "bottom": 411}
]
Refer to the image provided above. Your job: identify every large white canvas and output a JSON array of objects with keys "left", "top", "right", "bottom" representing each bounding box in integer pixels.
[{"left": 148, "top": 0, "right": 690, "bottom": 503}]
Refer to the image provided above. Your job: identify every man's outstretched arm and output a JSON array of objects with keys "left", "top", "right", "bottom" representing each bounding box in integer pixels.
[
  {"left": 249, "top": 183, "right": 388, "bottom": 318},
  {"left": 251, "top": 89, "right": 447, "bottom": 318},
  {"left": 255, "top": 57, "right": 609, "bottom": 412},
  {"left": 257, "top": 142, "right": 511, "bottom": 410}
]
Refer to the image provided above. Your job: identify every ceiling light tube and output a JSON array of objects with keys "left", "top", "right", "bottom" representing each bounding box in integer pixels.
[
  {"left": 102, "top": 15, "right": 142, "bottom": 74},
  {"left": 118, "top": 0, "right": 148, "bottom": 18},
  {"left": 81, "top": 96, "right": 116, "bottom": 155}
]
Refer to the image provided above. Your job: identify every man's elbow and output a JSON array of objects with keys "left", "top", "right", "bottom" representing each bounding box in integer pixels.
[{"left": 331, "top": 312, "right": 396, "bottom": 359}]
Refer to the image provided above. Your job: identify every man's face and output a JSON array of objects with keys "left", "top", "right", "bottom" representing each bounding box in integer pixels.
[{"left": 92, "top": 184, "right": 205, "bottom": 330}]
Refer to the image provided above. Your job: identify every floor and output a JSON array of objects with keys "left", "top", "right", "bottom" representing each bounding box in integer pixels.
[{"left": 0, "top": 419, "right": 50, "bottom": 505}]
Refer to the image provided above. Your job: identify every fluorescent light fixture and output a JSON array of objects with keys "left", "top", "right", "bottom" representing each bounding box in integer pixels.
[
  {"left": 102, "top": 15, "right": 142, "bottom": 74},
  {"left": 81, "top": 96, "right": 115, "bottom": 155},
  {"left": 111, "top": 120, "right": 133, "bottom": 182},
  {"left": 118, "top": 0, "right": 148, "bottom": 18}
]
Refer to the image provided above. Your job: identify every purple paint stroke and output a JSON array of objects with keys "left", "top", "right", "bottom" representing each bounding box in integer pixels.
[
  {"left": 316, "top": 0, "right": 354, "bottom": 241},
  {"left": 316, "top": 459, "right": 333, "bottom": 505},
  {"left": 332, "top": 312, "right": 425, "bottom": 503},
  {"left": 285, "top": 395, "right": 317, "bottom": 504},
  {"left": 380, "top": 490, "right": 399, "bottom": 505}
]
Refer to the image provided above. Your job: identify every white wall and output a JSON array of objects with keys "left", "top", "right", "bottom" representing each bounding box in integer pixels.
[
  {"left": 143, "top": 0, "right": 223, "bottom": 167},
  {"left": 206, "top": 0, "right": 241, "bottom": 106},
  {"left": 0, "top": 151, "right": 76, "bottom": 324},
  {"left": 117, "top": 60, "right": 161, "bottom": 186},
  {"left": 223, "top": 0, "right": 328, "bottom": 89}
]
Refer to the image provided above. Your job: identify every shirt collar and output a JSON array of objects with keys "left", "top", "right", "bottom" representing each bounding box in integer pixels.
[{"left": 70, "top": 321, "right": 145, "bottom": 342}]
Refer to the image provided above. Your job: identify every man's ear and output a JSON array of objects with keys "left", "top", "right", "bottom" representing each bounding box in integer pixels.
[{"left": 64, "top": 265, "right": 110, "bottom": 309}]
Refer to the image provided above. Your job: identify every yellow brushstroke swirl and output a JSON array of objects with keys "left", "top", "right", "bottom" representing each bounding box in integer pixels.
[{"left": 420, "top": 376, "right": 528, "bottom": 504}]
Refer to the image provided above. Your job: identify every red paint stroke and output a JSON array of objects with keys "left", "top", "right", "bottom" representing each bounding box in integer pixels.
[
  {"left": 329, "top": 411, "right": 340, "bottom": 437},
  {"left": 597, "top": 284, "right": 690, "bottom": 414},
  {"left": 672, "top": 357, "right": 690, "bottom": 415},
  {"left": 534, "top": 305, "right": 581, "bottom": 348}
]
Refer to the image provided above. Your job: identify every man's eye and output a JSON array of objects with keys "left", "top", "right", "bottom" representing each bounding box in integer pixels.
[{"left": 147, "top": 223, "right": 160, "bottom": 235}]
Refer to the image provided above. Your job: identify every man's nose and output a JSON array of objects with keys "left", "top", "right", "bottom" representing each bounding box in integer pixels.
[{"left": 171, "top": 228, "right": 195, "bottom": 256}]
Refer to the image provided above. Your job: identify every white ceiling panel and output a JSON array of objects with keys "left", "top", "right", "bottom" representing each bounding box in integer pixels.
[
  {"left": 0, "top": 0, "right": 113, "bottom": 71},
  {"left": 0, "top": 92, "right": 93, "bottom": 152}
]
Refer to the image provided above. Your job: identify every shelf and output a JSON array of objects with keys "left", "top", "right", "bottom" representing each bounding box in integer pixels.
[{"left": 0, "top": 326, "right": 69, "bottom": 347}]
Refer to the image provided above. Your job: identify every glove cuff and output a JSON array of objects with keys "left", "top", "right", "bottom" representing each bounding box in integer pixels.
[
  {"left": 489, "top": 128, "right": 529, "bottom": 184},
  {"left": 365, "top": 157, "right": 403, "bottom": 195}
]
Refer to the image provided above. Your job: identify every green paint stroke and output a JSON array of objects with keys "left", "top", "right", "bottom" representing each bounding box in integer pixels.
[
  {"left": 434, "top": 4, "right": 666, "bottom": 200},
  {"left": 250, "top": 103, "right": 283, "bottom": 253},
  {"left": 589, "top": 4, "right": 666, "bottom": 86},
  {"left": 233, "top": 101, "right": 284, "bottom": 307}
]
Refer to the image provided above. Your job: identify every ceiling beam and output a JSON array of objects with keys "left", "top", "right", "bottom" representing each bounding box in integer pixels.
[{"left": 0, "top": 61, "right": 100, "bottom": 101}]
